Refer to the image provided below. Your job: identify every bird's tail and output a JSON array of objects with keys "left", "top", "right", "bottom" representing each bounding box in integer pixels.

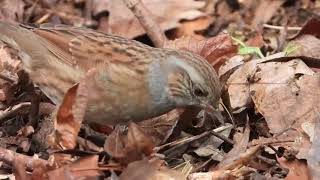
[
  {"left": 0, "top": 21, "right": 47, "bottom": 73},
  {"left": 0, "top": 21, "right": 24, "bottom": 49}
]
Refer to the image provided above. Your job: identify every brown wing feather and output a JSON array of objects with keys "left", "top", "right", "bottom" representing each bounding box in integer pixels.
[
  {"left": 0, "top": 22, "right": 154, "bottom": 106},
  {"left": 29, "top": 24, "right": 153, "bottom": 71}
]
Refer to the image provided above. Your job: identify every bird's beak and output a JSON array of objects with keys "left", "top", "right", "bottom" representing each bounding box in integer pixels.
[{"left": 199, "top": 102, "right": 225, "bottom": 124}]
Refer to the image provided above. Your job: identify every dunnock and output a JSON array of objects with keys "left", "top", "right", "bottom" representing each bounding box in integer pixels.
[{"left": 0, "top": 22, "right": 221, "bottom": 125}]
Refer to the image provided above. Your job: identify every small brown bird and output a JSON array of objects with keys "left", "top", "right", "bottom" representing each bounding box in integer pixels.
[{"left": 0, "top": 21, "right": 221, "bottom": 125}]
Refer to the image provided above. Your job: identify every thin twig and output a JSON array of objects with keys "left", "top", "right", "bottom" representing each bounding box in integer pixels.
[
  {"left": 249, "top": 139, "right": 294, "bottom": 147},
  {"left": 263, "top": 24, "right": 302, "bottom": 31},
  {"left": 35, "top": 13, "right": 51, "bottom": 24},
  {"left": 210, "top": 130, "right": 234, "bottom": 145},
  {"left": 155, "top": 124, "right": 233, "bottom": 151},
  {"left": 220, "top": 102, "right": 235, "bottom": 126},
  {"left": 0, "top": 102, "right": 54, "bottom": 125},
  {"left": 0, "top": 73, "right": 16, "bottom": 84},
  {"left": 122, "top": 0, "right": 167, "bottom": 47},
  {"left": 0, "top": 102, "right": 31, "bottom": 124},
  {"left": 191, "top": 158, "right": 212, "bottom": 173}
]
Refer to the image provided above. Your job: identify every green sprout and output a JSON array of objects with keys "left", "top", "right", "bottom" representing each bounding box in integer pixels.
[{"left": 231, "top": 36, "right": 264, "bottom": 59}]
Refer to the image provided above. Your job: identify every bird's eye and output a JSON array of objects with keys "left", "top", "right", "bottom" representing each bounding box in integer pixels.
[{"left": 194, "top": 88, "right": 208, "bottom": 97}]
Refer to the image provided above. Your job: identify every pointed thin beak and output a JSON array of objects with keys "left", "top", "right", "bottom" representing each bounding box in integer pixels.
[{"left": 199, "top": 102, "right": 225, "bottom": 124}]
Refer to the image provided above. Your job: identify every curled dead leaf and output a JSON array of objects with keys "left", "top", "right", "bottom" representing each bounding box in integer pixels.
[
  {"left": 138, "top": 109, "right": 182, "bottom": 145},
  {"left": 104, "top": 122, "right": 155, "bottom": 164},
  {"left": 51, "top": 84, "right": 83, "bottom": 150},
  {"left": 104, "top": 0, "right": 205, "bottom": 38},
  {"left": 290, "top": 17, "right": 320, "bottom": 40},
  {"left": 51, "top": 69, "right": 93, "bottom": 150},
  {"left": 164, "top": 33, "right": 238, "bottom": 69}
]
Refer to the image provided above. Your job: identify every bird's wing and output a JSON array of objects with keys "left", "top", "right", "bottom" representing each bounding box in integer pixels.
[{"left": 26, "top": 23, "right": 153, "bottom": 71}]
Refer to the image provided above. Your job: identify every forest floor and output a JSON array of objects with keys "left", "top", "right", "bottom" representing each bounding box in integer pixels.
[{"left": 0, "top": 0, "right": 319, "bottom": 179}]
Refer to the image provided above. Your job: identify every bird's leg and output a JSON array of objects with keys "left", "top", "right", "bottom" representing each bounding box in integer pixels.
[
  {"left": 17, "top": 70, "right": 40, "bottom": 129},
  {"left": 27, "top": 84, "right": 40, "bottom": 128}
]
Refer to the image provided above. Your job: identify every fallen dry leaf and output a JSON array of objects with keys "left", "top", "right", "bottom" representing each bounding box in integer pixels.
[
  {"left": 164, "top": 33, "right": 238, "bottom": 70},
  {"left": 246, "top": 31, "right": 265, "bottom": 48},
  {"left": 51, "top": 84, "right": 83, "bottom": 150},
  {"left": 307, "top": 116, "right": 320, "bottom": 179},
  {"left": 104, "top": 0, "right": 205, "bottom": 38},
  {"left": 224, "top": 53, "right": 311, "bottom": 110},
  {"left": 290, "top": 17, "right": 320, "bottom": 40},
  {"left": 172, "top": 16, "right": 213, "bottom": 39},
  {"left": 51, "top": 68, "right": 92, "bottom": 150},
  {"left": 0, "top": 45, "right": 21, "bottom": 75},
  {"left": 104, "top": 122, "right": 155, "bottom": 164},
  {"left": 286, "top": 34, "right": 320, "bottom": 72},
  {"left": 218, "top": 55, "right": 245, "bottom": 78},
  {"left": 0, "top": 45, "right": 21, "bottom": 103},
  {"left": 288, "top": 35, "right": 320, "bottom": 59},
  {"left": 250, "top": 70, "right": 320, "bottom": 159},
  {"left": 190, "top": 146, "right": 262, "bottom": 180},
  {"left": 217, "top": 121, "right": 250, "bottom": 169},
  {"left": 277, "top": 158, "right": 309, "bottom": 180},
  {"left": 120, "top": 159, "right": 185, "bottom": 180},
  {"left": 47, "top": 155, "right": 102, "bottom": 180},
  {"left": 138, "top": 109, "right": 182, "bottom": 145},
  {"left": 13, "top": 159, "right": 29, "bottom": 180},
  {"left": 202, "top": 34, "right": 238, "bottom": 69},
  {"left": 0, "top": 0, "right": 25, "bottom": 23},
  {"left": 252, "top": 0, "right": 285, "bottom": 27},
  {"left": 251, "top": 70, "right": 318, "bottom": 134},
  {"left": 193, "top": 124, "right": 232, "bottom": 159}
]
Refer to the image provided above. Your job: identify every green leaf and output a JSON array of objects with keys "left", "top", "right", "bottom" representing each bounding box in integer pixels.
[
  {"left": 239, "top": 46, "right": 264, "bottom": 58},
  {"left": 284, "top": 42, "right": 300, "bottom": 56},
  {"left": 231, "top": 36, "right": 264, "bottom": 58}
]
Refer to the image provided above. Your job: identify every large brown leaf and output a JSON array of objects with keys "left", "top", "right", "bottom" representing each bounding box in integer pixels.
[{"left": 96, "top": 0, "right": 205, "bottom": 38}]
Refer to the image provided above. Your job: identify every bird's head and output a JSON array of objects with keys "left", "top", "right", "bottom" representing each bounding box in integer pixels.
[{"left": 164, "top": 50, "right": 222, "bottom": 114}]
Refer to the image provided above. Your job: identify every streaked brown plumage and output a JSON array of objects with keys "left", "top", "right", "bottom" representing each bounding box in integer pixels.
[{"left": 0, "top": 21, "right": 221, "bottom": 125}]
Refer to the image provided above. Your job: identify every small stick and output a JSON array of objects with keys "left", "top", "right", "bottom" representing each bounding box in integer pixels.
[
  {"left": 36, "top": 13, "right": 51, "bottom": 24},
  {"left": 263, "top": 24, "right": 302, "bottom": 31},
  {"left": 122, "top": 0, "right": 167, "bottom": 47},
  {"left": 0, "top": 146, "right": 48, "bottom": 171},
  {"left": 249, "top": 139, "right": 294, "bottom": 147},
  {"left": 220, "top": 102, "right": 235, "bottom": 126},
  {"left": 0, "top": 102, "right": 31, "bottom": 124},
  {"left": 155, "top": 124, "right": 233, "bottom": 151}
]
